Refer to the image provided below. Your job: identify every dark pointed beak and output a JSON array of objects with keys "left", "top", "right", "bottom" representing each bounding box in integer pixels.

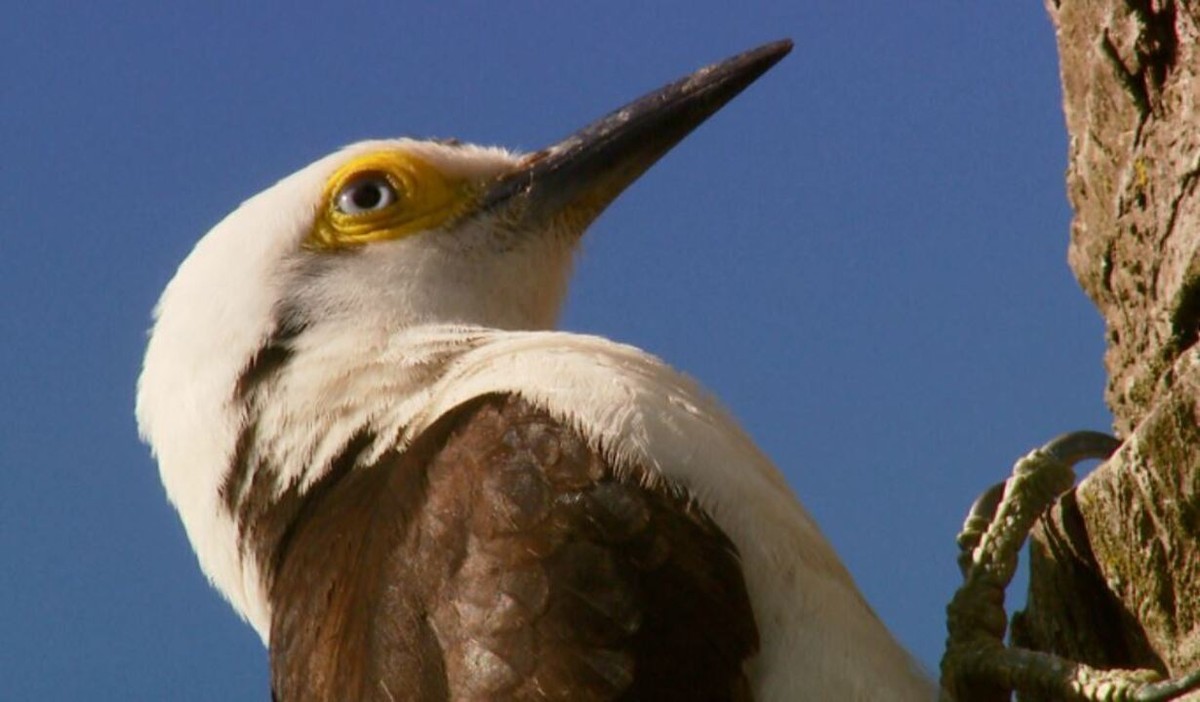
[{"left": 478, "top": 39, "right": 793, "bottom": 229}]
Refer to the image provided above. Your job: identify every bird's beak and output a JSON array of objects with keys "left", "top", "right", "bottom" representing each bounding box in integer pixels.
[{"left": 478, "top": 39, "right": 793, "bottom": 230}]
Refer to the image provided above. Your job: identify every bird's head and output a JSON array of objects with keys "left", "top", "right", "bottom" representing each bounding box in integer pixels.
[{"left": 137, "top": 40, "right": 792, "bottom": 633}]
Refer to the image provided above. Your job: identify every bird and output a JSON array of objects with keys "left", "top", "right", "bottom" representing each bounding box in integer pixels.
[{"left": 136, "top": 40, "right": 936, "bottom": 701}]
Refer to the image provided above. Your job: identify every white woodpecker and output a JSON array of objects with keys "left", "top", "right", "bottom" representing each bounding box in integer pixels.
[{"left": 137, "top": 40, "right": 935, "bottom": 701}]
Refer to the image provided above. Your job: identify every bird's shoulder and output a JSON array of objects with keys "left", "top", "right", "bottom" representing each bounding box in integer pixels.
[{"left": 267, "top": 392, "right": 760, "bottom": 702}]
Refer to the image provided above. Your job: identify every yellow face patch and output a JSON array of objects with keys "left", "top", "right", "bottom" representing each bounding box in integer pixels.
[{"left": 306, "top": 150, "right": 476, "bottom": 250}]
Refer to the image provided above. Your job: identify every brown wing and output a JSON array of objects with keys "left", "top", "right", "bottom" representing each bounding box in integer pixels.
[{"left": 266, "top": 394, "right": 760, "bottom": 702}]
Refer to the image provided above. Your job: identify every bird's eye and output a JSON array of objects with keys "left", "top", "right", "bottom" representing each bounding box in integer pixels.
[{"left": 334, "top": 174, "right": 398, "bottom": 215}]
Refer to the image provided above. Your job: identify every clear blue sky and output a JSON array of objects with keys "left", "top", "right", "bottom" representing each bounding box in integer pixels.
[{"left": 1, "top": 2, "right": 1108, "bottom": 698}]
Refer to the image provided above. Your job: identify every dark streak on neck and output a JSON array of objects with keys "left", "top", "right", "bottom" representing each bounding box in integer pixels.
[
  {"left": 226, "top": 413, "right": 376, "bottom": 607},
  {"left": 220, "top": 305, "right": 310, "bottom": 516},
  {"left": 234, "top": 305, "right": 308, "bottom": 401}
]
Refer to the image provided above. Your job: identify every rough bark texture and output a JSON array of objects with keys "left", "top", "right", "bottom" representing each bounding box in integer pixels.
[{"left": 1014, "top": 1, "right": 1200, "bottom": 697}]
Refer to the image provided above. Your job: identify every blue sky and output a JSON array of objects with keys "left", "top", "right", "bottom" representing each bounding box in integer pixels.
[{"left": 1, "top": 2, "right": 1108, "bottom": 698}]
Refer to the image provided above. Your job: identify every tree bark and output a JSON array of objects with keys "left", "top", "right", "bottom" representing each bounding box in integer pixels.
[{"left": 1014, "top": 1, "right": 1200, "bottom": 697}]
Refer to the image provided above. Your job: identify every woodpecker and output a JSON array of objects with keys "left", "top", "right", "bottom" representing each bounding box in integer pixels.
[{"left": 137, "top": 40, "right": 934, "bottom": 701}]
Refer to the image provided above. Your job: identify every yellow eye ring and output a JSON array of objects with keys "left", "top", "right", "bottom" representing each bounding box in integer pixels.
[{"left": 306, "top": 150, "right": 476, "bottom": 251}]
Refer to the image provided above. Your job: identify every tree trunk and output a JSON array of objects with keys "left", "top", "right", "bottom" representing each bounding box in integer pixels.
[{"left": 1014, "top": 1, "right": 1200, "bottom": 697}]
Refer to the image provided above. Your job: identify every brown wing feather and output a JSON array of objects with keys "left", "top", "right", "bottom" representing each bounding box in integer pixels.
[{"left": 265, "top": 394, "right": 759, "bottom": 702}]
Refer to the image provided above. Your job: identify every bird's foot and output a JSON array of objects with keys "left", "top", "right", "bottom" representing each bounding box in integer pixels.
[{"left": 939, "top": 431, "right": 1200, "bottom": 702}]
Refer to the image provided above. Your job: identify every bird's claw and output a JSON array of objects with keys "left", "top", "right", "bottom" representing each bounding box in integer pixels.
[{"left": 939, "top": 431, "right": 1200, "bottom": 702}]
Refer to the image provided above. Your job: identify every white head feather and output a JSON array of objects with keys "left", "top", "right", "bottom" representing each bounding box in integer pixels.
[{"left": 137, "top": 138, "right": 574, "bottom": 631}]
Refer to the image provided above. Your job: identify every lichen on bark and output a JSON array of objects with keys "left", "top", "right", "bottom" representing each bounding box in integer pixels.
[{"left": 1014, "top": 1, "right": 1200, "bottom": 698}]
